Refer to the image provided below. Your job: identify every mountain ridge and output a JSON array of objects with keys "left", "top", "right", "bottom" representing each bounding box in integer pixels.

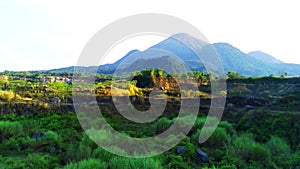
[
  {"left": 248, "top": 50, "right": 284, "bottom": 64},
  {"left": 48, "top": 33, "right": 300, "bottom": 77}
]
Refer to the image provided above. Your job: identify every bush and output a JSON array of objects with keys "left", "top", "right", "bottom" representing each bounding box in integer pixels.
[
  {"left": 0, "top": 91, "right": 16, "bottom": 102},
  {"left": 109, "top": 157, "right": 163, "bottom": 169},
  {"left": 219, "top": 164, "right": 237, "bottom": 169},
  {"left": 194, "top": 117, "right": 219, "bottom": 129},
  {"left": 26, "top": 154, "right": 59, "bottom": 169},
  {"left": 172, "top": 115, "right": 196, "bottom": 132},
  {"left": 92, "top": 146, "right": 115, "bottom": 162},
  {"left": 218, "top": 121, "right": 235, "bottom": 136},
  {"left": 0, "top": 154, "right": 59, "bottom": 169},
  {"left": 192, "top": 117, "right": 230, "bottom": 134},
  {"left": 64, "top": 158, "right": 107, "bottom": 169},
  {"left": 44, "top": 130, "right": 59, "bottom": 142},
  {"left": 229, "top": 133, "right": 271, "bottom": 166},
  {"left": 0, "top": 121, "right": 23, "bottom": 142},
  {"left": 76, "top": 134, "right": 97, "bottom": 161},
  {"left": 174, "top": 137, "right": 197, "bottom": 163},
  {"left": 266, "top": 136, "right": 290, "bottom": 156},
  {"left": 266, "top": 136, "right": 291, "bottom": 168},
  {"left": 192, "top": 127, "right": 231, "bottom": 148},
  {"left": 193, "top": 117, "right": 206, "bottom": 129},
  {"left": 1, "top": 137, "right": 22, "bottom": 152},
  {"left": 19, "top": 119, "right": 40, "bottom": 134},
  {"left": 236, "top": 110, "right": 300, "bottom": 147},
  {"left": 154, "top": 117, "right": 173, "bottom": 134},
  {"left": 166, "top": 154, "right": 191, "bottom": 169},
  {"left": 0, "top": 156, "right": 27, "bottom": 169}
]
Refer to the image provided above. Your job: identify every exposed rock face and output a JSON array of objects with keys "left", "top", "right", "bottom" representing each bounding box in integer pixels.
[{"left": 153, "top": 77, "right": 179, "bottom": 91}]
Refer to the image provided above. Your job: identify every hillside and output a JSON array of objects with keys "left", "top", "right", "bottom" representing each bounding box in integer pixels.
[
  {"left": 1, "top": 72, "right": 300, "bottom": 168},
  {"left": 248, "top": 50, "right": 284, "bottom": 64}
]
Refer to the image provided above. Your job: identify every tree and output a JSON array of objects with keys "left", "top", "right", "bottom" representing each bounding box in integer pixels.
[
  {"left": 2, "top": 70, "right": 10, "bottom": 76},
  {"left": 227, "top": 71, "right": 241, "bottom": 80},
  {"left": 192, "top": 71, "right": 209, "bottom": 84},
  {"left": 128, "top": 80, "right": 142, "bottom": 96},
  {"left": 48, "top": 82, "right": 72, "bottom": 103},
  {"left": 157, "top": 69, "right": 164, "bottom": 77}
]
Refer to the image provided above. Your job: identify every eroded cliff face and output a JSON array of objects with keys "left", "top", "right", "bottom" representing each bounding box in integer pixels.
[
  {"left": 153, "top": 77, "right": 179, "bottom": 91},
  {"left": 2, "top": 75, "right": 300, "bottom": 120}
]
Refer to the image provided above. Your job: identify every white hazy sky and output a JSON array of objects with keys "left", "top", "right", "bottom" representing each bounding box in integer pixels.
[{"left": 1, "top": 0, "right": 300, "bottom": 71}]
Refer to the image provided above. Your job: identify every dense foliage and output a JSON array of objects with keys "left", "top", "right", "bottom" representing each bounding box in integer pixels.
[
  {"left": 0, "top": 72, "right": 300, "bottom": 168},
  {"left": 0, "top": 109, "right": 299, "bottom": 168}
]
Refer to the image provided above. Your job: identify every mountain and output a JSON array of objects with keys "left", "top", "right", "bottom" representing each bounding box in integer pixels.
[
  {"left": 120, "top": 55, "right": 188, "bottom": 74},
  {"left": 50, "top": 33, "right": 300, "bottom": 77},
  {"left": 113, "top": 49, "right": 141, "bottom": 66},
  {"left": 211, "top": 43, "right": 276, "bottom": 76},
  {"left": 248, "top": 51, "right": 283, "bottom": 64}
]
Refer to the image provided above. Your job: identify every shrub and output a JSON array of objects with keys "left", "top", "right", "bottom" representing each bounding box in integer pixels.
[
  {"left": 194, "top": 117, "right": 219, "bottom": 129},
  {"left": 218, "top": 121, "right": 235, "bottom": 136},
  {"left": 1, "top": 137, "right": 21, "bottom": 152},
  {"left": 289, "top": 153, "right": 300, "bottom": 169},
  {"left": 0, "top": 121, "right": 23, "bottom": 142},
  {"left": 26, "top": 154, "right": 59, "bottom": 169},
  {"left": 76, "top": 133, "right": 98, "bottom": 161},
  {"left": 0, "top": 91, "right": 15, "bottom": 102},
  {"left": 219, "top": 164, "right": 237, "bottom": 169},
  {"left": 0, "top": 113, "right": 20, "bottom": 121},
  {"left": 229, "top": 133, "right": 271, "bottom": 166},
  {"left": 92, "top": 146, "right": 115, "bottom": 162},
  {"left": 192, "top": 117, "right": 224, "bottom": 134},
  {"left": 192, "top": 127, "right": 231, "bottom": 148},
  {"left": 154, "top": 117, "right": 173, "bottom": 134},
  {"left": 19, "top": 119, "right": 40, "bottom": 134},
  {"left": 266, "top": 136, "right": 291, "bottom": 168},
  {"left": 193, "top": 117, "right": 206, "bottom": 129},
  {"left": 0, "top": 154, "right": 59, "bottom": 169},
  {"left": 175, "top": 137, "right": 197, "bottom": 163},
  {"left": 109, "top": 157, "right": 163, "bottom": 169},
  {"left": 166, "top": 154, "right": 191, "bottom": 169},
  {"left": 44, "top": 130, "right": 59, "bottom": 142},
  {"left": 266, "top": 136, "right": 290, "bottom": 156},
  {"left": 172, "top": 115, "right": 196, "bottom": 131},
  {"left": 0, "top": 156, "right": 27, "bottom": 169},
  {"left": 63, "top": 158, "right": 107, "bottom": 169}
]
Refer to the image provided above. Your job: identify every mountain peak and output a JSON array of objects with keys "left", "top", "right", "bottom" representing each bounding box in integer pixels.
[
  {"left": 114, "top": 49, "right": 140, "bottom": 66},
  {"left": 98, "top": 33, "right": 300, "bottom": 76},
  {"left": 248, "top": 50, "right": 283, "bottom": 64},
  {"left": 170, "top": 33, "right": 195, "bottom": 39}
]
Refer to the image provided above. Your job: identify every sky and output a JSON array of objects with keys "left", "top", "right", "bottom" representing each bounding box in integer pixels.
[{"left": 0, "top": 0, "right": 300, "bottom": 72}]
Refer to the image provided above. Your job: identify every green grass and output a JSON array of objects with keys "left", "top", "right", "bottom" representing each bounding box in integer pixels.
[{"left": 0, "top": 108, "right": 300, "bottom": 168}]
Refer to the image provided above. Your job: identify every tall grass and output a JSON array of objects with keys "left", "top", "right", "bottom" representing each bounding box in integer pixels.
[
  {"left": 266, "top": 136, "right": 291, "bottom": 168},
  {"left": 154, "top": 117, "right": 173, "bottom": 133},
  {"left": 229, "top": 133, "right": 271, "bottom": 166},
  {"left": 192, "top": 127, "right": 231, "bottom": 147},
  {"left": 63, "top": 158, "right": 107, "bottom": 169},
  {"left": 0, "top": 121, "right": 23, "bottom": 142},
  {"left": 109, "top": 157, "right": 163, "bottom": 169}
]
